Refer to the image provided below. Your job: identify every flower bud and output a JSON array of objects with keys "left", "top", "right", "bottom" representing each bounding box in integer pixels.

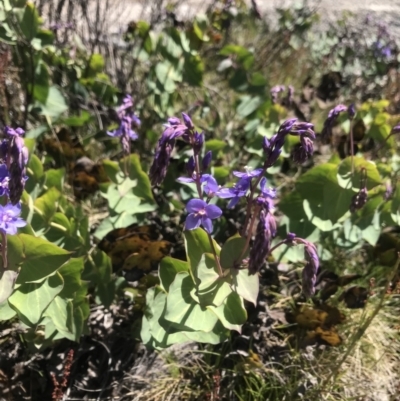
[
  {"left": 182, "top": 112, "right": 194, "bottom": 130},
  {"left": 202, "top": 151, "right": 212, "bottom": 171}
]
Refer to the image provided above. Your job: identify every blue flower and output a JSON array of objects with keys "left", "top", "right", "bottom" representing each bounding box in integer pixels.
[
  {"left": 0, "top": 164, "right": 9, "bottom": 197},
  {"left": 0, "top": 203, "right": 26, "bottom": 235},
  {"left": 185, "top": 199, "right": 222, "bottom": 233},
  {"left": 233, "top": 168, "right": 263, "bottom": 179},
  {"left": 217, "top": 178, "right": 250, "bottom": 208}
]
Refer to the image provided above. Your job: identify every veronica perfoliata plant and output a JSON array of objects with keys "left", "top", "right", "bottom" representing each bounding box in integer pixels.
[
  {"left": 0, "top": 127, "right": 28, "bottom": 271},
  {"left": 143, "top": 114, "right": 319, "bottom": 349}
]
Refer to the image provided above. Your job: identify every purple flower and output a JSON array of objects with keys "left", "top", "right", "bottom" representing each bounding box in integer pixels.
[
  {"left": 348, "top": 104, "right": 356, "bottom": 120},
  {"left": 0, "top": 164, "right": 9, "bottom": 197},
  {"left": 292, "top": 136, "right": 314, "bottom": 164},
  {"left": 263, "top": 119, "right": 316, "bottom": 166},
  {"left": 270, "top": 85, "right": 285, "bottom": 103},
  {"left": 202, "top": 175, "right": 219, "bottom": 196},
  {"left": 4, "top": 127, "right": 24, "bottom": 137},
  {"left": 185, "top": 199, "right": 222, "bottom": 233},
  {"left": 256, "top": 177, "right": 276, "bottom": 210},
  {"left": 321, "top": 104, "right": 347, "bottom": 142},
  {"left": 0, "top": 203, "right": 26, "bottom": 235},
  {"left": 177, "top": 174, "right": 219, "bottom": 197},
  {"left": 248, "top": 209, "right": 276, "bottom": 274},
  {"left": 107, "top": 95, "right": 141, "bottom": 155},
  {"left": 233, "top": 168, "right": 263, "bottom": 179},
  {"left": 149, "top": 136, "right": 175, "bottom": 186},
  {"left": 182, "top": 112, "right": 194, "bottom": 129},
  {"left": 217, "top": 178, "right": 250, "bottom": 208}
]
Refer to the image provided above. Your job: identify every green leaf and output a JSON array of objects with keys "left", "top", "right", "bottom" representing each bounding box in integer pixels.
[
  {"left": 62, "top": 111, "right": 91, "bottom": 127},
  {"left": 20, "top": 2, "right": 39, "bottom": 41},
  {"left": 337, "top": 157, "right": 382, "bottom": 190},
  {"left": 296, "top": 163, "right": 354, "bottom": 230},
  {"left": 88, "top": 54, "right": 105, "bottom": 76},
  {"left": 249, "top": 72, "right": 267, "bottom": 86},
  {"left": 58, "top": 258, "right": 84, "bottom": 298},
  {"left": 93, "top": 213, "right": 137, "bottom": 240},
  {"left": 159, "top": 257, "right": 189, "bottom": 292},
  {"left": 184, "top": 228, "right": 220, "bottom": 273},
  {"left": 34, "top": 187, "right": 61, "bottom": 222},
  {"left": 0, "top": 300, "right": 17, "bottom": 321},
  {"left": 183, "top": 54, "right": 204, "bottom": 86},
  {"left": 209, "top": 292, "right": 247, "bottom": 332},
  {"left": 390, "top": 186, "right": 400, "bottom": 224},
  {"left": 43, "top": 296, "right": 71, "bottom": 333},
  {"left": 28, "top": 154, "right": 44, "bottom": 181},
  {"left": 45, "top": 168, "right": 65, "bottom": 191},
  {"left": 121, "top": 154, "right": 155, "bottom": 203},
  {"left": 9, "top": 272, "right": 64, "bottom": 326},
  {"left": 195, "top": 253, "right": 219, "bottom": 291},
  {"left": 205, "top": 139, "right": 227, "bottom": 152},
  {"left": 13, "top": 234, "right": 70, "bottom": 283},
  {"left": 0, "top": 270, "right": 18, "bottom": 304},
  {"left": 36, "top": 86, "right": 68, "bottom": 119},
  {"left": 231, "top": 268, "right": 259, "bottom": 306},
  {"left": 220, "top": 235, "right": 248, "bottom": 269},
  {"left": 102, "top": 159, "right": 120, "bottom": 184},
  {"left": 193, "top": 14, "right": 209, "bottom": 41},
  {"left": 163, "top": 272, "right": 218, "bottom": 332},
  {"left": 236, "top": 96, "right": 262, "bottom": 118}
]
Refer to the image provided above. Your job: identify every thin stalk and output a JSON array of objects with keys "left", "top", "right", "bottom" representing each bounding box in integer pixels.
[
  {"left": 1, "top": 231, "right": 7, "bottom": 271},
  {"left": 207, "top": 233, "right": 223, "bottom": 277},
  {"left": 236, "top": 205, "right": 260, "bottom": 266},
  {"left": 240, "top": 163, "right": 268, "bottom": 237},
  {"left": 349, "top": 119, "right": 354, "bottom": 174}
]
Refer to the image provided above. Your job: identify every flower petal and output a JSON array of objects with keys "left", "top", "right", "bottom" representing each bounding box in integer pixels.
[
  {"left": 227, "top": 197, "right": 240, "bottom": 208},
  {"left": 215, "top": 188, "right": 234, "bottom": 199},
  {"left": 185, "top": 214, "right": 201, "bottom": 230},
  {"left": 205, "top": 204, "right": 222, "bottom": 219},
  {"left": 177, "top": 177, "right": 195, "bottom": 183},
  {"left": 186, "top": 198, "right": 207, "bottom": 213},
  {"left": 201, "top": 217, "right": 213, "bottom": 233}
]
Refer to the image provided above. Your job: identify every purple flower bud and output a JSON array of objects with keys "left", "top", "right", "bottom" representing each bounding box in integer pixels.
[
  {"left": 302, "top": 241, "right": 319, "bottom": 298},
  {"left": 292, "top": 136, "right": 314, "bottom": 164},
  {"left": 202, "top": 151, "right": 212, "bottom": 171},
  {"left": 193, "top": 132, "right": 204, "bottom": 154},
  {"left": 270, "top": 85, "right": 286, "bottom": 104},
  {"left": 285, "top": 232, "right": 296, "bottom": 244},
  {"left": 248, "top": 209, "right": 276, "bottom": 274},
  {"left": 149, "top": 137, "right": 175, "bottom": 186},
  {"left": 321, "top": 104, "right": 347, "bottom": 141},
  {"left": 182, "top": 112, "right": 194, "bottom": 130},
  {"left": 168, "top": 117, "right": 181, "bottom": 126},
  {"left": 348, "top": 104, "right": 356, "bottom": 120},
  {"left": 186, "top": 156, "right": 195, "bottom": 177},
  {"left": 392, "top": 124, "right": 400, "bottom": 134}
]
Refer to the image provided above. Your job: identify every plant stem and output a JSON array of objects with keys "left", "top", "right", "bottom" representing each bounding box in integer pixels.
[
  {"left": 240, "top": 164, "right": 268, "bottom": 237},
  {"left": 236, "top": 205, "right": 260, "bottom": 266},
  {"left": 349, "top": 119, "right": 354, "bottom": 174},
  {"left": 1, "top": 231, "right": 7, "bottom": 271},
  {"left": 207, "top": 233, "right": 223, "bottom": 277}
]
